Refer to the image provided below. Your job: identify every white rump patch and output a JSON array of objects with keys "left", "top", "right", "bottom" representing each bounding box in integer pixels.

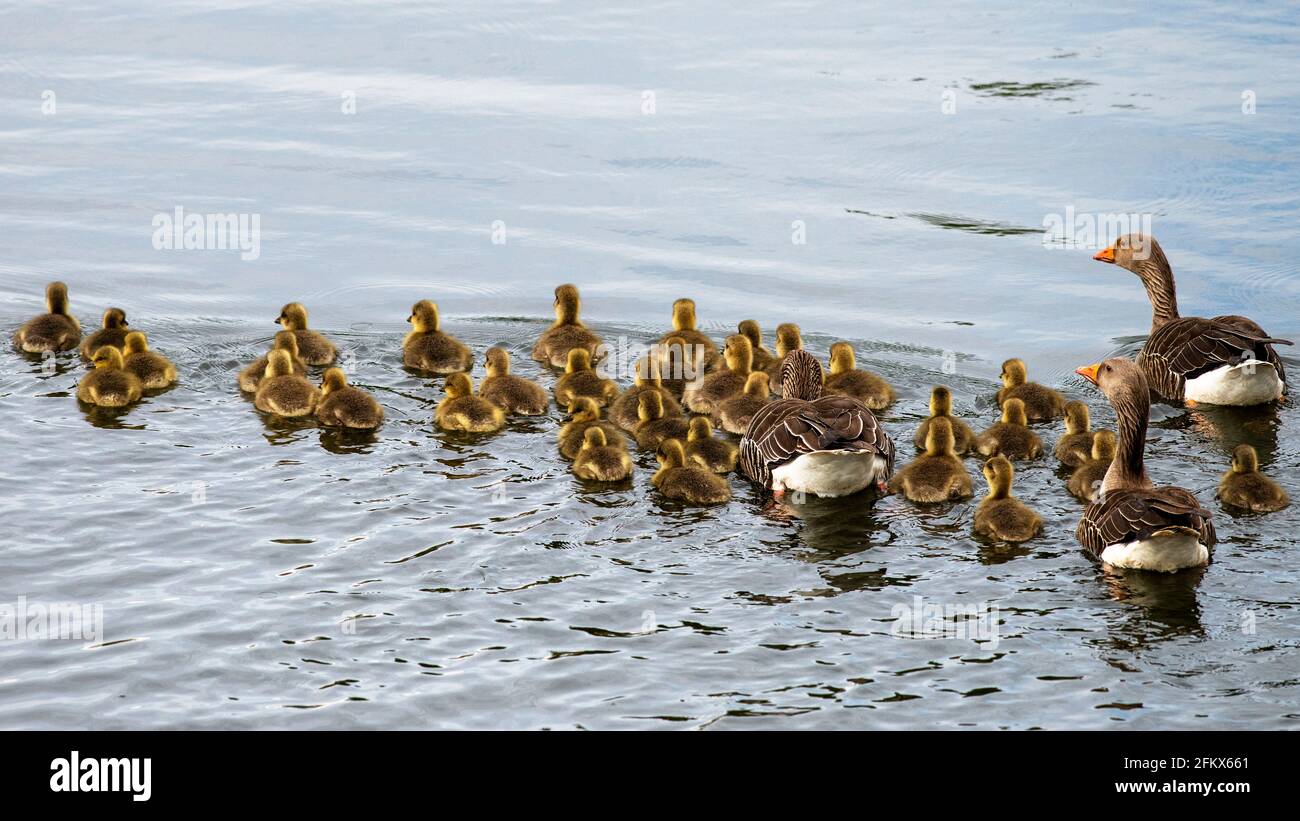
[
  {"left": 771, "top": 451, "right": 887, "bottom": 498},
  {"left": 1100, "top": 529, "right": 1209, "bottom": 573},
  {"left": 1184, "top": 360, "right": 1283, "bottom": 406}
]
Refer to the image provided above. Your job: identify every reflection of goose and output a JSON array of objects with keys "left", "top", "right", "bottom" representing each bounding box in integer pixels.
[
  {"left": 740, "top": 350, "right": 893, "bottom": 499},
  {"left": 14, "top": 281, "right": 80, "bottom": 352},
  {"left": 1093, "top": 234, "right": 1291, "bottom": 405},
  {"left": 1218, "top": 444, "right": 1289, "bottom": 513},
  {"left": 1075, "top": 358, "right": 1215, "bottom": 572}
]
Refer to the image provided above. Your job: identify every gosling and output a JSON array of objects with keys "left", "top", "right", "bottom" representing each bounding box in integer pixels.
[
  {"left": 912, "top": 386, "right": 976, "bottom": 455},
  {"left": 1054, "top": 400, "right": 1094, "bottom": 467},
  {"left": 255, "top": 349, "right": 320, "bottom": 417},
  {"left": 238, "top": 331, "right": 308, "bottom": 393},
  {"left": 977, "top": 398, "right": 1043, "bottom": 461},
  {"left": 14, "top": 281, "right": 80, "bottom": 353},
  {"left": 558, "top": 396, "right": 625, "bottom": 459},
  {"left": 888, "top": 417, "right": 973, "bottom": 503},
  {"left": 972, "top": 455, "right": 1042, "bottom": 542},
  {"left": 122, "top": 331, "right": 177, "bottom": 389},
  {"left": 1218, "top": 444, "right": 1289, "bottom": 513},
  {"left": 1067, "top": 430, "right": 1116, "bottom": 503},
  {"left": 718, "top": 372, "right": 772, "bottom": 434},
  {"left": 572, "top": 427, "right": 633, "bottom": 482},
  {"left": 403, "top": 300, "right": 472, "bottom": 374},
  {"left": 77, "top": 346, "right": 142, "bottom": 407},
  {"left": 554, "top": 348, "right": 619, "bottom": 408},
  {"left": 684, "top": 333, "right": 751, "bottom": 415},
  {"left": 822, "top": 341, "right": 894, "bottom": 410},
  {"left": 276, "top": 302, "right": 337, "bottom": 365},
  {"left": 685, "top": 415, "right": 738, "bottom": 474},
  {"left": 317, "top": 368, "right": 384, "bottom": 429},
  {"left": 435, "top": 372, "right": 504, "bottom": 433},
  {"left": 532, "top": 284, "right": 604, "bottom": 368},
  {"left": 996, "top": 358, "right": 1065, "bottom": 421},
  {"left": 610, "top": 358, "right": 682, "bottom": 432},
  {"left": 634, "top": 391, "right": 690, "bottom": 450},
  {"left": 479, "top": 347, "right": 548, "bottom": 415},
  {"left": 652, "top": 438, "right": 731, "bottom": 505},
  {"left": 79, "top": 308, "right": 130, "bottom": 360}
]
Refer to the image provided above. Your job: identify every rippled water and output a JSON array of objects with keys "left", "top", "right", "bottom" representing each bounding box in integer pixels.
[{"left": 2, "top": 1, "right": 1299, "bottom": 729}]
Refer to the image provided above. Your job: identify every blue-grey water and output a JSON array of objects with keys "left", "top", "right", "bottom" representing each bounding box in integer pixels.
[{"left": 2, "top": 1, "right": 1299, "bottom": 728}]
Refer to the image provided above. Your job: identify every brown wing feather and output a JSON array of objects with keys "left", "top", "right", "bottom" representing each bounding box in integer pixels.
[
  {"left": 739, "top": 395, "right": 894, "bottom": 487},
  {"left": 1076, "top": 486, "right": 1216, "bottom": 556},
  {"left": 1141, "top": 316, "right": 1291, "bottom": 399}
]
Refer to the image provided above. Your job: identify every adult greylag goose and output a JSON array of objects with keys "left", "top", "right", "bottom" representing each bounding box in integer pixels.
[
  {"left": 739, "top": 350, "right": 894, "bottom": 498},
  {"left": 1074, "top": 358, "right": 1215, "bottom": 571},
  {"left": 1093, "top": 233, "right": 1291, "bottom": 406},
  {"left": 996, "top": 358, "right": 1065, "bottom": 421},
  {"left": 822, "top": 342, "right": 894, "bottom": 410},
  {"left": 533, "top": 284, "right": 604, "bottom": 368},
  {"left": 1217, "top": 444, "right": 1289, "bottom": 513},
  {"left": 14, "top": 281, "right": 80, "bottom": 353}
]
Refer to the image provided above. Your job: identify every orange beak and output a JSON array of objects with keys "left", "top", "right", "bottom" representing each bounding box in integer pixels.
[
  {"left": 1093, "top": 245, "right": 1116, "bottom": 263},
  {"left": 1075, "top": 363, "right": 1101, "bottom": 385}
]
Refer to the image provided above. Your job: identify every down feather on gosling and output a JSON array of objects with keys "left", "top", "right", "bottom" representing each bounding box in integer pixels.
[
  {"left": 79, "top": 308, "right": 130, "bottom": 360},
  {"left": 652, "top": 438, "right": 731, "bottom": 505},
  {"left": 822, "top": 341, "right": 894, "bottom": 410},
  {"left": 532, "top": 284, "right": 604, "bottom": 368},
  {"left": 1054, "top": 400, "right": 1094, "bottom": 467},
  {"left": 913, "top": 386, "right": 976, "bottom": 455},
  {"left": 479, "top": 347, "right": 548, "bottom": 415},
  {"left": 239, "top": 330, "right": 308, "bottom": 393},
  {"left": 889, "top": 417, "right": 973, "bottom": 503},
  {"left": 14, "top": 281, "right": 80, "bottom": 353},
  {"left": 572, "top": 427, "right": 633, "bottom": 482},
  {"left": 685, "top": 415, "right": 737, "bottom": 474},
  {"left": 558, "top": 396, "right": 625, "bottom": 459},
  {"left": 317, "top": 367, "right": 384, "bottom": 429},
  {"left": 973, "top": 455, "right": 1042, "bottom": 542},
  {"left": 435, "top": 372, "right": 504, "bottom": 433},
  {"left": 403, "top": 300, "right": 472, "bottom": 374},
  {"left": 276, "top": 302, "right": 337, "bottom": 365},
  {"left": 122, "top": 331, "right": 176, "bottom": 389},
  {"left": 77, "top": 346, "right": 142, "bottom": 408},
  {"left": 610, "top": 357, "right": 683, "bottom": 432},
  {"left": 1218, "top": 444, "right": 1289, "bottom": 513},
  {"left": 254, "top": 349, "right": 320, "bottom": 417},
  {"left": 977, "top": 398, "right": 1043, "bottom": 461},
  {"left": 996, "top": 358, "right": 1065, "bottom": 421},
  {"left": 554, "top": 348, "right": 619, "bottom": 408}
]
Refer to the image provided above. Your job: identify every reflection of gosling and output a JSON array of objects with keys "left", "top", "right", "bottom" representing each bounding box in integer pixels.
[
  {"left": 122, "top": 331, "right": 176, "bottom": 389},
  {"left": 14, "top": 281, "right": 80, "bottom": 353},
  {"left": 572, "top": 427, "right": 633, "bottom": 482},
  {"left": 80, "top": 308, "right": 130, "bottom": 360},
  {"left": 558, "top": 397, "right": 625, "bottom": 459},
  {"left": 1218, "top": 444, "right": 1289, "bottom": 513},
  {"left": 239, "top": 331, "right": 308, "bottom": 393},
  {"left": 532, "top": 284, "right": 604, "bottom": 368},
  {"left": 652, "top": 438, "right": 731, "bottom": 505},
  {"left": 1067, "top": 430, "right": 1115, "bottom": 503},
  {"left": 718, "top": 372, "right": 772, "bottom": 434},
  {"left": 77, "top": 346, "right": 142, "bottom": 407},
  {"left": 436, "top": 372, "right": 504, "bottom": 433},
  {"left": 913, "top": 386, "right": 976, "bottom": 455},
  {"left": 402, "top": 300, "right": 472, "bottom": 374},
  {"left": 976, "top": 398, "right": 1043, "bottom": 461},
  {"left": 317, "top": 368, "right": 384, "bottom": 429},
  {"left": 275, "top": 302, "right": 337, "bottom": 365},
  {"left": 634, "top": 391, "right": 690, "bottom": 450},
  {"left": 996, "top": 358, "right": 1065, "bottom": 421},
  {"left": 1054, "top": 401, "right": 1094, "bottom": 467},
  {"left": 822, "top": 341, "right": 894, "bottom": 410},
  {"left": 554, "top": 348, "right": 619, "bottom": 407},
  {"left": 685, "top": 415, "right": 737, "bottom": 474},
  {"left": 479, "top": 347, "right": 547, "bottom": 415},
  {"left": 254, "top": 349, "right": 320, "bottom": 417},
  {"left": 973, "top": 455, "right": 1042, "bottom": 542},
  {"left": 888, "top": 417, "right": 972, "bottom": 503}
]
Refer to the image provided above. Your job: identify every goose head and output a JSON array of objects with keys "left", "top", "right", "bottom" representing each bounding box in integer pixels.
[
  {"left": 671, "top": 298, "right": 698, "bottom": 332},
  {"left": 123, "top": 331, "right": 149, "bottom": 356},
  {"left": 554, "top": 284, "right": 582, "bottom": 324},
  {"left": 91, "top": 346, "right": 126, "bottom": 370},
  {"left": 829, "top": 342, "right": 856, "bottom": 376},
  {"left": 723, "top": 334, "right": 752, "bottom": 373},
  {"left": 743, "top": 371, "right": 770, "bottom": 398},
  {"left": 982, "top": 455, "right": 1014, "bottom": 499},
  {"left": 1064, "top": 400, "right": 1090, "bottom": 434},
  {"left": 408, "top": 300, "right": 439, "bottom": 333},
  {"left": 637, "top": 390, "right": 665, "bottom": 422},
  {"left": 657, "top": 438, "right": 688, "bottom": 469},
  {"left": 444, "top": 371, "right": 473, "bottom": 399},
  {"left": 1230, "top": 443, "right": 1260, "bottom": 474},
  {"left": 567, "top": 396, "right": 601, "bottom": 423},
  {"left": 775, "top": 323, "right": 802, "bottom": 357},
  {"left": 565, "top": 347, "right": 593, "bottom": 374},
  {"left": 46, "top": 281, "right": 70, "bottom": 314},
  {"left": 1001, "top": 397, "right": 1029, "bottom": 426},
  {"left": 485, "top": 346, "right": 511, "bottom": 377},
  {"left": 320, "top": 367, "right": 349, "bottom": 396},
  {"left": 924, "top": 416, "right": 956, "bottom": 457},
  {"left": 581, "top": 426, "right": 608, "bottom": 451},
  {"left": 276, "top": 302, "right": 308, "bottom": 330},
  {"left": 929, "top": 385, "right": 953, "bottom": 417},
  {"left": 999, "top": 358, "right": 1027, "bottom": 389},
  {"left": 264, "top": 348, "right": 294, "bottom": 378},
  {"left": 101, "top": 307, "right": 128, "bottom": 330}
]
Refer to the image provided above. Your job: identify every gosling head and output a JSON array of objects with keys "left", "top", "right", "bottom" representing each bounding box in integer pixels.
[
  {"left": 276, "top": 302, "right": 308, "bottom": 330},
  {"left": 925, "top": 416, "right": 957, "bottom": 457},
  {"left": 1092, "top": 429, "right": 1117, "bottom": 461},
  {"left": 829, "top": 341, "right": 856, "bottom": 376},
  {"left": 91, "top": 346, "right": 125, "bottom": 370},
  {"left": 737, "top": 319, "right": 763, "bottom": 351},
  {"left": 273, "top": 329, "right": 301, "bottom": 356},
  {"left": 637, "top": 390, "right": 665, "bottom": 422},
  {"left": 485, "top": 346, "right": 511, "bottom": 377},
  {"left": 444, "top": 371, "right": 473, "bottom": 399},
  {"left": 775, "top": 323, "right": 802, "bottom": 357},
  {"left": 1064, "top": 400, "right": 1090, "bottom": 434},
  {"left": 929, "top": 385, "right": 953, "bottom": 416},
  {"left": 1001, "top": 397, "right": 1029, "bottom": 427},
  {"left": 687, "top": 415, "right": 713, "bottom": 442},
  {"left": 123, "top": 331, "right": 149, "bottom": 356},
  {"left": 633, "top": 356, "right": 663, "bottom": 386},
  {"left": 671, "top": 298, "right": 698, "bottom": 332},
  {"left": 982, "top": 455, "right": 1015, "bottom": 499},
  {"left": 581, "top": 426, "right": 607, "bottom": 451},
  {"left": 743, "top": 371, "right": 770, "bottom": 398},
  {"left": 101, "top": 307, "right": 128, "bottom": 330},
  {"left": 45, "top": 281, "right": 71, "bottom": 314},
  {"left": 264, "top": 348, "right": 294, "bottom": 378},
  {"left": 657, "top": 438, "right": 688, "bottom": 469},
  {"left": 408, "top": 300, "right": 439, "bottom": 333},
  {"left": 723, "top": 334, "right": 752, "bottom": 373},
  {"left": 567, "top": 396, "right": 600, "bottom": 422},
  {"left": 1000, "top": 358, "right": 1027, "bottom": 388},
  {"left": 1231, "top": 443, "right": 1260, "bottom": 474},
  {"left": 321, "top": 367, "right": 349, "bottom": 396},
  {"left": 565, "top": 347, "right": 593, "bottom": 374},
  {"left": 554, "top": 284, "right": 582, "bottom": 324}
]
